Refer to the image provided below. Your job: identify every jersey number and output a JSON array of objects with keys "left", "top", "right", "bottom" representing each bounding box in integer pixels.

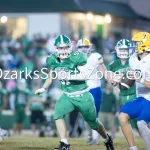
[{"left": 61, "top": 80, "right": 70, "bottom": 85}]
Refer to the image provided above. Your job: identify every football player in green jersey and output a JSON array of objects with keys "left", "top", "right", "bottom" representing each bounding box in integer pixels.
[
  {"left": 12, "top": 79, "right": 31, "bottom": 135},
  {"left": 108, "top": 39, "right": 138, "bottom": 130},
  {"left": 35, "top": 35, "right": 114, "bottom": 150},
  {"left": 0, "top": 82, "right": 8, "bottom": 141}
]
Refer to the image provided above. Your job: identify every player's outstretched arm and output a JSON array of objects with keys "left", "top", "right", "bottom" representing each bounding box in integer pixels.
[{"left": 35, "top": 71, "right": 54, "bottom": 95}]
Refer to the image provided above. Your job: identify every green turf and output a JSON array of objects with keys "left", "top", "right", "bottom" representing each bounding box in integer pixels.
[{"left": 0, "top": 137, "right": 145, "bottom": 150}]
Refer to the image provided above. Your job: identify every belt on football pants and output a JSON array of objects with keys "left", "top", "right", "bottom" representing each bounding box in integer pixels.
[{"left": 67, "top": 94, "right": 83, "bottom": 97}]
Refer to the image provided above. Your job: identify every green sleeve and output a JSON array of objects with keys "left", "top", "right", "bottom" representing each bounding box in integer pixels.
[
  {"left": 2, "top": 89, "right": 7, "bottom": 95},
  {"left": 108, "top": 63, "right": 113, "bottom": 71},
  {"left": 77, "top": 52, "right": 87, "bottom": 66}
]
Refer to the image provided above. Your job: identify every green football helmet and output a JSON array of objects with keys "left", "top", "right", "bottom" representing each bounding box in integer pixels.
[
  {"left": 115, "top": 39, "right": 133, "bottom": 59},
  {"left": 54, "top": 35, "right": 72, "bottom": 59}
]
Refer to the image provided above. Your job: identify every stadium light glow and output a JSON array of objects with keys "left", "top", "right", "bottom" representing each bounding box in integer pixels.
[
  {"left": 86, "top": 13, "right": 93, "bottom": 20},
  {"left": 95, "top": 16, "right": 104, "bottom": 24},
  {"left": 78, "top": 13, "right": 85, "bottom": 20},
  {"left": 1, "top": 16, "right": 8, "bottom": 23},
  {"left": 104, "top": 14, "right": 111, "bottom": 23}
]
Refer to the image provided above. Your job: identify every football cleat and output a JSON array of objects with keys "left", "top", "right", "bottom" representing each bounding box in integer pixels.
[
  {"left": 53, "top": 141, "right": 70, "bottom": 150},
  {"left": 0, "top": 128, "right": 8, "bottom": 140},
  {"left": 104, "top": 134, "right": 114, "bottom": 150},
  {"left": 86, "top": 136, "right": 93, "bottom": 145},
  {"left": 87, "top": 139, "right": 99, "bottom": 145}
]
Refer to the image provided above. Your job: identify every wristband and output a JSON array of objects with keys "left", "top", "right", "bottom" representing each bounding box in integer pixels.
[{"left": 42, "top": 87, "right": 47, "bottom": 90}]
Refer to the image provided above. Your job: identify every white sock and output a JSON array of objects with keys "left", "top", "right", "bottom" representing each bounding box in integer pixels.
[
  {"left": 137, "top": 120, "right": 150, "bottom": 150},
  {"left": 61, "top": 139, "right": 68, "bottom": 144},
  {"left": 130, "top": 146, "right": 138, "bottom": 150},
  {"left": 92, "top": 129, "right": 99, "bottom": 141}
]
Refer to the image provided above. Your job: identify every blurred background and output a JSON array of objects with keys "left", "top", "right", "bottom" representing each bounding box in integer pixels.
[{"left": 0, "top": 0, "right": 150, "bottom": 137}]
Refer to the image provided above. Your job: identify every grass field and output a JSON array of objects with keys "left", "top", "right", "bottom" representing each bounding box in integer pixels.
[{"left": 0, "top": 137, "right": 145, "bottom": 150}]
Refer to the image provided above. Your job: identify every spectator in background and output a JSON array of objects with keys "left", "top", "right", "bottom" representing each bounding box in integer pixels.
[
  {"left": 90, "top": 32, "right": 100, "bottom": 50},
  {"left": 0, "top": 82, "right": 8, "bottom": 113},
  {"left": 28, "top": 93, "right": 46, "bottom": 137},
  {"left": 12, "top": 79, "right": 31, "bottom": 136},
  {"left": 5, "top": 79, "right": 17, "bottom": 110},
  {"left": 103, "top": 51, "right": 114, "bottom": 67},
  {"left": 27, "top": 79, "right": 46, "bottom": 137},
  {"left": 104, "top": 34, "right": 116, "bottom": 54},
  {"left": 0, "top": 81, "right": 8, "bottom": 141},
  {"left": 0, "top": 48, "right": 13, "bottom": 70},
  {"left": 46, "top": 34, "right": 57, "bottom": 54},
  {"left": 19, "top": 34, "right": 30, "bottom": 55},
  {"left": 100, "top": 81, "right": 117, "bottom": 138},
  {"left": 39, "top": 50, "right": 47, "bottom": 66},
  {"left": 71, "top": 40, "right": 76, "bottom": 51}
]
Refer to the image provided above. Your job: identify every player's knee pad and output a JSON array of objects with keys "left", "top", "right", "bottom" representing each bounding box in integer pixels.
[{"left": 118, "top": 113, "right": 129, "bottom": 123}]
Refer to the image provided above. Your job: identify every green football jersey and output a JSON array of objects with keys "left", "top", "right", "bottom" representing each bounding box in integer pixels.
[
  {"left": 9, "top": 88, "right": 31, "bottom": 108},
  {"left": 108, "top": 59, "right": 136, "bottom": 96},
  {"left": 30, "top": 93, "right": 46, "bottom": 111},
  {"left": 0, "top": 89, "right": 7, "bottom": 107},
  {"left": 46, "top": 51, "right": 88, "bottom": 93}
]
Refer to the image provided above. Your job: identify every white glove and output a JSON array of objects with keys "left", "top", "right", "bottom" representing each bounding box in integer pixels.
[{"left": 35, "top": 87, "right": 46, "bottom": 95}]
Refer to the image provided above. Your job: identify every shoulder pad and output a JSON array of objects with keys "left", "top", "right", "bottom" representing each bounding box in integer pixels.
[{"left": 46, "top": 53, "right": 56, "bottom": 67}]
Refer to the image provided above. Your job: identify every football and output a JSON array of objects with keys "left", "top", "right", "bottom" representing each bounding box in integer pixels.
[{"left": 119, "top": 73, "right": 135, "bottom": 90}]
